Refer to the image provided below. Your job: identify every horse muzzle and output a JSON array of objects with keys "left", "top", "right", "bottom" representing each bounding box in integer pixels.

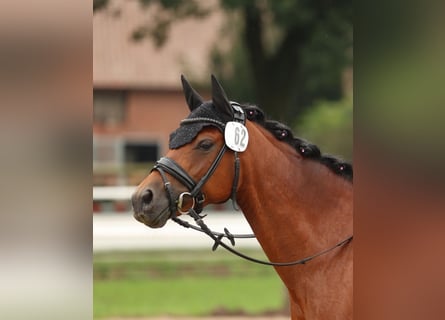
[{"left": 131, "top": 187, "right": 171, "bottom": 228}]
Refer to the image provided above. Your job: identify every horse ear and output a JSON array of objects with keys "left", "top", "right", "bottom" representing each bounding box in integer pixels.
[
  {"left": 211, "top": 74, "right": 233, "bottom": 118},
  {"left": 181, "top": 74, "right": 204, "bottom": 111}
]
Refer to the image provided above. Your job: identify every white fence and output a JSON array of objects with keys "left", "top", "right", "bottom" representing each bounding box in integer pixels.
[
  {"left": 93, "top": 186, "right": 136, "bottom": 201},
  {"left": 93, "top": 211, "right": 260, "bottom": 251},
  {"left": 93, "top": 186, "right": 136, "bottom": 212}
]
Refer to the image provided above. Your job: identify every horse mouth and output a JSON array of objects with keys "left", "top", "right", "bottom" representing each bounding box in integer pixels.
[{"left": 134, "top": 206, "right": 171, "bottom": 228}]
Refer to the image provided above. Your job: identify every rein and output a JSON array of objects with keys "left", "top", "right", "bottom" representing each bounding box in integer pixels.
[
  {"left": 151, "top": 104, "right": 353, "bottom": 267},
  {"left": 176, "top": 208, "right": 353, "bottom": 267}
]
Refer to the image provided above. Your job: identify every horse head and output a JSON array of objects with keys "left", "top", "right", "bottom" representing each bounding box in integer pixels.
[{"left": 132, "top": 75, "right": 245, "bottom": 228}]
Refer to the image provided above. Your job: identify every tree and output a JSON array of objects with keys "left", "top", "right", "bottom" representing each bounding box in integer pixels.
[{"left": 94, "top": 0, "right": 352, "bottom": 121}]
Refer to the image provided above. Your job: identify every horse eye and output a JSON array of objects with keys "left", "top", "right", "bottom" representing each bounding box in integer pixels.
[{"left": 197, "top": 139, "right": 214, "bottom": 151}]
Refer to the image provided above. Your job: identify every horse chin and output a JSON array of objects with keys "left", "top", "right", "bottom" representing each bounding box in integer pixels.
[{"left": 134, "top": 205, "right": 171, "bottom": 228}]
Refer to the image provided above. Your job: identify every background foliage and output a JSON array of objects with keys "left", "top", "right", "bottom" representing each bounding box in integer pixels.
[
  {"left": 296, "top": 97, "right": 353, "bottom": 161},
  {"left": 94, "top": 0, "right": 352, "bottom": 128}
]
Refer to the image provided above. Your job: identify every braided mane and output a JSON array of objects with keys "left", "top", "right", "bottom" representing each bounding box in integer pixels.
[{"left": 242, "top": 104, "right": 353, "bottom": 182}]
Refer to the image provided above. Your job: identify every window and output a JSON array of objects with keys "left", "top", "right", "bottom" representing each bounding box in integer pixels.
[
  {"left": 124, "top": 143, "right": 159, "bottom": 163},
  {"left": 93, "top": 90, "right": 126, "bottom": 125},
  {"left": 93, "top": 138, "right": 122, "bottom": 165}
]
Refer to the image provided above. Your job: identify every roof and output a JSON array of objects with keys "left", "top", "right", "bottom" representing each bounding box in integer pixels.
[{"left": 93, "top": 0, "right": 224, "bottom": 89}]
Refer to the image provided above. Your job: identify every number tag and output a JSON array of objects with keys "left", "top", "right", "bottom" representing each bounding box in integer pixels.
[{"left": 224, "top": 122, "right": 249, "bottom": 152}]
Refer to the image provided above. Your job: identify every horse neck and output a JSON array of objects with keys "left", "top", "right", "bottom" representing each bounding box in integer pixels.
[{"left": 236, "top": 124, "right": 353, "bottom": 262}]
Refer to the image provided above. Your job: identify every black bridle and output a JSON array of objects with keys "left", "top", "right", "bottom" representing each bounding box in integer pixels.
[
  {"left": 151, "top": 105, "right": 353, "bottom": 267},
  {"left": 154, "top": 144, "right": 228, "bottom": 215}
]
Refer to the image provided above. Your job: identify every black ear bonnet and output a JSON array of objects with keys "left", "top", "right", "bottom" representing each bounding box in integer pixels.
[{"left": 169, "top": 101, "right": 232, "bottom": 149}]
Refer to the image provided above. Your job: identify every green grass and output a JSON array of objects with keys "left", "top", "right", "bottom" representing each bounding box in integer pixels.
[
  {"left": 94, "top": 276, "right": 283, "bottom": 318},
  {"left": 94, "top": 249, "right": 286, "bottom": 318}
]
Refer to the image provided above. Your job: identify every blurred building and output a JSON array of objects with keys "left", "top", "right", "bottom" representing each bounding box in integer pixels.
[{"left": 93, "top": 0, "right": 224, "bottom": 187}]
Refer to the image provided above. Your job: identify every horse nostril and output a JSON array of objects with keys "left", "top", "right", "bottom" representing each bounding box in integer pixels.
[
  {"left": 131, "top": 189, "right": 154, "bottom": 212},
  {"left": 141, "top": 189, "right": 153, "bottom": 205}
]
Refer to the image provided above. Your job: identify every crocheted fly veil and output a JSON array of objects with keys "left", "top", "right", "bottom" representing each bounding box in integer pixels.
[{"left": 169, "top": 75, "right": 233, "bottom": 149}]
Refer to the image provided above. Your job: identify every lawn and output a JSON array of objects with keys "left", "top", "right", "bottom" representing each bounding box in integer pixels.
[{"left": 94, "top": 249, "right": 286, "bottom": 318}]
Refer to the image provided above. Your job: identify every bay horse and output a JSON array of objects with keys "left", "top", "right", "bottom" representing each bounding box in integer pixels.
[{"left": 131, "top": 75, "right": 353, "bottom": 319}]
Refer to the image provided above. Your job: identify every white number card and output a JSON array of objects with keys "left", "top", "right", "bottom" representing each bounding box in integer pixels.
[{"left": 224, "top": 121, "right": 249, "bottom": 152}]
